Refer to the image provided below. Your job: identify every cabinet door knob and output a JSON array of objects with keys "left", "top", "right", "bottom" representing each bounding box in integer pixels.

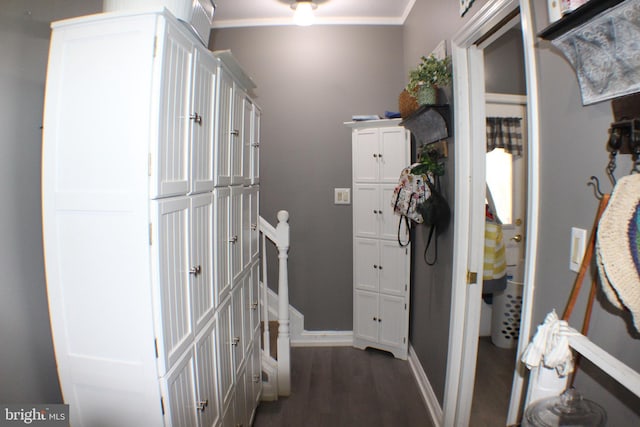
[
  {"left": 229, "top": 236, "right": 238, "bottom": 244},
  {"left": 378, "top": 318, "right": 382, "bottom": 322},
  {"left": 196, "top": 399, "right": 208, "bottom": 411},
  {"left": 252, "top": 374, "right": 261, "bottom": 383},
  {"left": 232, "top": 337, "right": 240, "bottom": 346},
  {"left": 373, "top": 316, "right": 377, "bottom": 321},
  {"left": 251, "top": 142, "right": 260, "bottom": 147},
  {"left": 251, "top": 223, "right": 257, "bottom": 231},
  {"left": 373, "top": 154, "right": 378, "bottom": 158},
  {"left": 373, "top": 264, "right": 378, "bottom": 269},
  {"left": 231, "top": 129, "right": 240, "bottom": 136},
  {"left": 189, "top": 265, "right": 202, "bottom": 276},
  {"left": 378, "top": 265, "right": 383, "bottom": 270},
  {"left": 189, "top": 113, "right": 202, "bottom": 125},
  {"left": 378, "top": 153, "right": 383, "bottom": 158},
  {"left": 250, "top": 301, "right": 258, "bottom": 310}
]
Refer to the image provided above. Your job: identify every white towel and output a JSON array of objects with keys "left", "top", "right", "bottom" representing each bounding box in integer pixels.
[{"left": 521, "top": 310, "right": 579, "bottom": 376}]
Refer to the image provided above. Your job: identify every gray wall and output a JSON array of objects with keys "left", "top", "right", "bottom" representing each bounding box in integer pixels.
[
  {"left": 530, "top": 2, "right": 640, "bottom": 425},
  {"left": 402, "top": 0, "right": 492, "bottom": 404},
  {"left": 210, "top": 26, "right": 405, "bottom": 330},
  {"left": 0, "top": 0, "right": 102, "bottom": 403},
  {"left": 484, "top": 28, "right": 526, "bottom": 95}
]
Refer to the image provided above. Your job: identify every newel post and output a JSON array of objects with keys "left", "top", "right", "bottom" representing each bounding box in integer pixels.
[{"left": 275, "top": 210, "right": 291, "bottom": 396}]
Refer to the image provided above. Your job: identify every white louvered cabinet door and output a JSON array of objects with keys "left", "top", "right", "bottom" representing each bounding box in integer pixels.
[
  {"left": 190, "top": 194, "right": 215, "bottom": 334},
  {"left": 380, "top": 184, "right": 401, "bottom": 240},
  {"left": 249, "top": 261, "right": 260, "bottom": 336},
  {"left": 378, "top": 294, "right": 407, "bottom": 349},
  {"left": 216, "top": 295, "right": 234, "bottom": 411},
  {"left": 249, "top": 330, "right": 262, "bottom": 411},
  {"left": 241, "top": 187, "right": 252, "bottom": 272},
  {"left": 162, "top": 348, "right": 198, "bottom": 427},
  {"left": 152, "top": 197, "right": 192, "bottom": 376},
  {"left": 231, "top": 282, "right": 245, "bottom": 376},
  {"left": 190, "top": 48, "right": 218, "bottom": 195},
  {"left": 378, "top": 241, "right": 409, "bottom": 297},
  {"left": 242, "top": 97, "right": 253, "bottom": 186},
  {"left": 153, "top": 21, "right": 193, "bottom": 199},
  {"left": 230, "top": 84, "right": 245, "bottom": 185},
  {"left": 353, "top": 184, "right": 378, "bottom": 238},
  {"left": 250, "top": 105, "right": 261, "bottom": 185},
  {"left": 213, "top": 188, "right": 231, "bottom": 303},
  {"left": 215, "top": 66, "right": 233, "bottom": 187},
  {"left": 354, "top": 238, "right": 379, "bottom": 293},
  {"left": 354, "top": 290, "right": 379, "bottom": 343},
  {"left": 229, "top": 187, "right": 243, "bottom": 283},
  {"left": 249, "top": 186, "right": 259, "bottom": 262},
  {"left": 194, "top": 317, "right": 221, "bottom": 427},
  {"left": 353, "top": 129, "right": 379, "bottom": 182},
  {"left": 379, "top": 127, "right": 410, "bottom": 183}
]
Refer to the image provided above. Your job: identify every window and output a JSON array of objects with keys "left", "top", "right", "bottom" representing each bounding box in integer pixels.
[{"left": 486, "top": 148, "right": 512, "bottom": 224}]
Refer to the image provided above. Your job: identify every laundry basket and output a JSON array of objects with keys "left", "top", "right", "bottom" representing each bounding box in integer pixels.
[{"left": 491, "top": 280, "right": 523, "bottom": 349}]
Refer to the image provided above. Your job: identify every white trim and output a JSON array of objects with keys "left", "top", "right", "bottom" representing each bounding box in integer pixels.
[
  {"left": 408, "top": 345, "right": 443, "bottom": 427},
  {"left": 265, "top": 285, "right": 353, "bottom": 347},
  {"left": 291, "top": 331, "right": 353, "bottom": 347},
  {"left": 485, "top": 92, "right": 527, "bottom": 105},
  {"left": 212, "top": 16, "right": 404, "bottom": 29},
  {"left": 446, "top": 0, "right": 541, "bottom": 425},
  {"left": 507, "top": 0, "right": 541, "bottom": 423},
  {"left": 401, "top": 0, "right": 418, "bottom": 24}
]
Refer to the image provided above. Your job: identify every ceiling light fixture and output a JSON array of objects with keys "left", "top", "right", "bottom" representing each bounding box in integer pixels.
[{"left": 291, "top": 0, "right": 317, "bottom": 27}]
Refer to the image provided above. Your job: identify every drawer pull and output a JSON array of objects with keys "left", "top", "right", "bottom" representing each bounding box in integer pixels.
[
  {"left": 189, "top": 113, "right": 202, "bottom": 125},
  {"left": 189, "top": 265, "right": 202, "bottom": 276}
]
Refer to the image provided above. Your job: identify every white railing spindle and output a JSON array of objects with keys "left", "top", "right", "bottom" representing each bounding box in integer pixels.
[
  {"left": 275, "top": 210, "right": 291, "bottom": 396},
  {"left": 258, "top": 210, "right": 291, "bottom": 397},
  {"left": 261, "top": 231, "right": 271, "bottom": 361}
]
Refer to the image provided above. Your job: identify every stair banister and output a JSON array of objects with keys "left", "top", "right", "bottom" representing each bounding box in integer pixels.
[
  {"left": 275, "top": 210, "right": 291, "bottom": 396},
  {"left": 260, "top": 230, "right": 271, "bottom": 362},
  {"left": 258, "top": 210, "right": 291, "bottom": 397}
]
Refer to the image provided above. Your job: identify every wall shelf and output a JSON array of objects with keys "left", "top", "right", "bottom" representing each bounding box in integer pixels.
[
  {"left": 399, "top": 104, "right": 451, "bottom": 146},
  {"left": 538, "top": 0, "right": 625, "bottom": 40}
]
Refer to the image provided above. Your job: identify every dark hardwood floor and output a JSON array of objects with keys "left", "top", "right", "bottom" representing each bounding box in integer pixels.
[
  {"left": 470, "top": 337, "right": 518, "bottom": 427},
  {"left": 253, "top": 346, "right": 433, "bottom": 427}
]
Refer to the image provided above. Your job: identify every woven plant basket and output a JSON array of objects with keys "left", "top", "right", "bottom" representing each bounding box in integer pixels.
[{"left": 399, "top": 89, "right": 419, "bottom": 118}]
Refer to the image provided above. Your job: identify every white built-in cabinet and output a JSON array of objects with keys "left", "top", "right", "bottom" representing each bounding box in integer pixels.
[
  {"left": 346, "top": 119, "right": 411, "bottom": 360},
  {"left": 42, "top": 10, "right": 261, "bottom": 427}
]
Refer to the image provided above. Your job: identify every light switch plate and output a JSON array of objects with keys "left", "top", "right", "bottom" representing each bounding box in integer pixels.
[
  {"left": 334, "top": 188, "right": 351, "bottom": 205},
  {"left": 569, "top": 227, "right": 587, "bottom": 272}
]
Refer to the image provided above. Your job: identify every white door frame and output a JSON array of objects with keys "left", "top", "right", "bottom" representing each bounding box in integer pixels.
[{"left": 443, "top": 1, "right": 541, "bottom": 425}]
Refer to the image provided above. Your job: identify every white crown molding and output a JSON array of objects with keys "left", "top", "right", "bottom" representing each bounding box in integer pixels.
[{"left": 212, "top": 16, "right": 405, "bottom": 28}]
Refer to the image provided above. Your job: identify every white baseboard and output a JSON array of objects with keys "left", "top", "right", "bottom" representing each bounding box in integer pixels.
[
  {"left": 265, "top": 285, "right": 353, "bottom": 347},
  {"left": 408, "top": 344, "right": 443, "bottom": 427},
  {"left": 291, "top": 330, "right": 353, "bottom": 347}
]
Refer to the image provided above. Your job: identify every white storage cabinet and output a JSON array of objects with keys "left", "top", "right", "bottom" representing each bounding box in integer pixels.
[
  {"left": 42, "top": 10, "right": 261, "bottom": 427},
  {"left": 346, "top": 119, "right": 411, "bottom": 360}
]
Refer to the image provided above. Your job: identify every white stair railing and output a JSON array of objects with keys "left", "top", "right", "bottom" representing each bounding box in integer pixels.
[{"left": 259, "top": 210, "right": 291, "bottom": 397}]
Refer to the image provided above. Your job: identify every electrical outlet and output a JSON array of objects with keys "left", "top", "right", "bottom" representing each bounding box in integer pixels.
[
  {"left": 569, "top": 227, "right": 587, "bottom": 272},
  {"left": 334, "top": 188, "right": 351, "bottom": 205}
]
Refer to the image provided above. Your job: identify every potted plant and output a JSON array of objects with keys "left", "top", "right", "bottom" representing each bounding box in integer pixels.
[{"left": 406, "top": 54, "right": 452, "bottom": 105}]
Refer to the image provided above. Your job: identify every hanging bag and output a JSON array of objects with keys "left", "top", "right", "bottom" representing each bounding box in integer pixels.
[
  {"left": 419, "top": 175, "right": 450, "bottom": 265},
  {"left": 391, "top": 164, "right": 431, "bottom": 246}
]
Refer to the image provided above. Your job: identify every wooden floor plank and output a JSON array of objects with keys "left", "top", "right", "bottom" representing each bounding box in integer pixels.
[{"left": 253, "top": 347, "right": 433, "bottom": 427}]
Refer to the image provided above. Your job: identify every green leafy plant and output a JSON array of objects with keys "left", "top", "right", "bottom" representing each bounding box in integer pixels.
[
  {"left": 412, "top": 146, "right": 445, "bottom": 176},
  {"left": 406, "top": 54, "right": 452, "bottom": 96}
]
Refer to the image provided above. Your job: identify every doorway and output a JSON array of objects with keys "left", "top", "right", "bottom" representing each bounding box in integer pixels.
[{"left": 443, "top": 0, "right": 541, "bottom": 425}]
